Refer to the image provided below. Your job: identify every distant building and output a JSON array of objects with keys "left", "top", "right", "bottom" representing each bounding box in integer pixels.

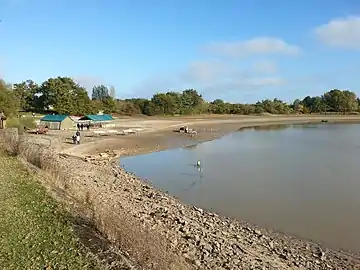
[
  {"left": 78, "top": 114, "right": 114, "bottom": 128},
  {"left": 40, "top": 115, "right": 74, "bottom": 130}
]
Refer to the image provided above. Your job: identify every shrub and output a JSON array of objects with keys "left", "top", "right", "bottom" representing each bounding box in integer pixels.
[{"left": 6, "top": 117, "right": 36, "bottom": 132}]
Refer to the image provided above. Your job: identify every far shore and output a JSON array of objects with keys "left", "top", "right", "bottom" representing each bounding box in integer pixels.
[{"left": 60, "top": 114, "right": 360, "bottom": 158}]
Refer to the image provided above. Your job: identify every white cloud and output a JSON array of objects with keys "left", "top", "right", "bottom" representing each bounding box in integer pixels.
[
  {"left": 129, "top": 37, "right": 296, "bottom": 98},
  {"left": 314, "top": 16, "right": 360, "bottom": 49},
  {"left": 252, "top": 60, "right": 278, "bottom": 74},
  {"left": 204, "top": 37, "right": 300, "bottom": 57},
  {"left": 180, "top": 60, "right": 285, "bottom": 90},
  {"left": 180, "top": 60, "right": 239, "bottom": 85},
  {"left": 130, "top": 59, "right": 286, "bottom": 98}
]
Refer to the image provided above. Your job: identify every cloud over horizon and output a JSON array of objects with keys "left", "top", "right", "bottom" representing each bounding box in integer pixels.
[
  {"left": 314, "top": 16, "right": 360, "bottom": 49},
  {"left": 130, "top": 37, "right": 295, "bottom": 99},
  {"left": 203, "top": 37, "right": 301, "bottom": 58}
]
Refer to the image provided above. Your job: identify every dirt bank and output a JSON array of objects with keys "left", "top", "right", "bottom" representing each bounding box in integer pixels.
[{"left": 62, "top": 115, "right": 360, "bottom": 157}]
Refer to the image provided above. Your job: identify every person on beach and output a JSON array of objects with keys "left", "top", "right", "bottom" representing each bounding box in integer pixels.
[
  {"left": 75, "top": 130, "right": 81, "bottom": 144},
  {"left": 72, "top": 134, "right": 77, "bottom": 144},
  {"left": 80, "top": 123, "right": 84, "bottom": 131},
  {"left": 77, "top": 123, "right": 80, "bottom": 130}
]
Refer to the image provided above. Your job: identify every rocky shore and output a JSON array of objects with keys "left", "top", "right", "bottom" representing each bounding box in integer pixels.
[{"left": 52, "top": 152, "right": 360, "bottom": 270}]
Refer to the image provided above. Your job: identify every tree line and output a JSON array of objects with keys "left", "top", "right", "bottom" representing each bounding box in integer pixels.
[{"left": 0, "top": 76, "right": 359, "bottom": 117}]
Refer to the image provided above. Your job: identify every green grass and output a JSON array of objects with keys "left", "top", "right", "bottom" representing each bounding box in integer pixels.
[
  {"left": 0, "top": 155, "right": 101, "bottom": 270},
  {"left": 6, "top": 117, "right": 37, "bottom": 131}
]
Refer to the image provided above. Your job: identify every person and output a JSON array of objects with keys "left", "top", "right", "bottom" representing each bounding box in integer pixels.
[
  {"left": 77, "top": 123, "right": 80, "bottom": 130},
  {"left": 75, "top": 130, "right": 80, "bottom": 144},
  {"left": 72, "top": 134, "right": 77, "bottom": 144},
  {"left": 80, "top": 123, "right": 84, "bottom": 131},
  {"left": 86, "top": 123, "right": 90, "bottom": 130}
]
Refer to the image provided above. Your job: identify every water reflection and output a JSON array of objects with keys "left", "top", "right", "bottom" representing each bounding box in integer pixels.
[
  {"left": 183, "top": 144, "right": 199, "bottom": 150},
  {"left": 252, "top": 124, "right": 291, "bottom": 131}
]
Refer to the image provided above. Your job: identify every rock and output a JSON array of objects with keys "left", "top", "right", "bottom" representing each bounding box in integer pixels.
[
  {"left": 254, "top": 229, "right": 262, "bottom": 236},
  {"left": 193, "top": 206, "right": 204, "bottom": 214}
]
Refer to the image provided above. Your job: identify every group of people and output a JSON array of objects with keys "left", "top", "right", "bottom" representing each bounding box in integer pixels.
[
  {"left": 72, "top": 130, "right": 81, "bottom": 144},
  {"left": 77, "top": 122, "right": 90, "bottom": 131}
]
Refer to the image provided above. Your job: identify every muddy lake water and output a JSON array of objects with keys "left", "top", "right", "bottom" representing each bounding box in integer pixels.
[{"left": 121, "top": 123, "right": 360, "bottom": 253}]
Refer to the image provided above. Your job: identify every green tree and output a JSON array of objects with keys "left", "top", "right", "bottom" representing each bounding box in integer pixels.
[
  {"left": 179, "top": 89, "right": 204, "bottom": 114},
  {"left": 0, "top": 79, "right": 20, "bottom": 116},
  {"left": 125, "top": 98, "right": 149, "bottom": 114},
  {"left": 91, "top": 85, "right": 110, "bottom": 101},
  {"left": 210, "top": 99, "right": 229, "bottom": 114},
  {"left": 151, "top": 93, "right": 179, "bottom": 115},
  {"left": 116, "top": 100, "right": 141, "bottom": 115},
  {"left": 101, "top": 97, "right": 117, "bottom": 114},
  {"left": 321, "top": 89, "right": 357, "bottom": 113},
  {"left": 73, "top": 87, "right": 94, "bottom": 115},
  {"left": 13, "top": 80, "right": 38, "bottom": 112},
  {"left": 142, "top": 100, "right": 157, "bottom": 116},
  {"left": 38, "top": 77, "right": 92, "bottom": 115}
]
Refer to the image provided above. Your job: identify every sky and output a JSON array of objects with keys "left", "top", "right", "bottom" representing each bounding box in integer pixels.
[{"left": 0, "top": 0, "right": 359, "bottom": 103}]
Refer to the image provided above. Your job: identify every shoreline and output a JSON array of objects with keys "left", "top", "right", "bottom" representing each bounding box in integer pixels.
[
  {"left": 31, "top": 115, "right": 360, "bottom": 268},
  {"left": 62, "top": 115, "right": 360, "bottom": 159}
]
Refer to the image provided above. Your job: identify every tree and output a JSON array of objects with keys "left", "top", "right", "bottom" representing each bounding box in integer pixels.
[
  {"left": 116, "top": 100, "right": 141, "bottom": 115},
  {"left": 142, "top": 100, "right": 158, "bottom": 116},
  {"left": 101, "top": 97, "right": 117, "bottom": 114},
  {"left": 322, "top": 89, "right": 357, "bottom": 113},
  {"left": 2, "top": 74, "right": 360, "bottom": 117},
  {"left": 292, "top": 99, "right": 303, "bottom": 113},
  {"left": 13, "top": 80, "right": 38, "bottom": 112},
  {"left": 151, "top": 93, "right": 180, "bottom": 115},
  {"left": 0, "top": 79, "right": 20, "bottom": 116},
  {"left": 179, "top": 89, "right": 204, "bottom": 114},
  {"left": 37, "top": 77, "right": 92, "bottom": 115},
  {"left": 342, "top": 90, "right": 358, "bottom": 113},
  {"left": 301, "top": 96, "right": 327, "bottom": 113},
  {"left": 73, "top": 87, "right": 94, "bottom": 115},
  {"left": 92, "top": 85, "right": 110, "bottom": 101},
  {"left": 125, "top": 98, "right": 149, "bottom": 114},
  {"left": 209, "top": 99, "right": 229, "bottom": 114}
]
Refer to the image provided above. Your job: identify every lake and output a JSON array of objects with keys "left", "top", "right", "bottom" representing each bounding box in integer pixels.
[{"left": 121, "top": 123, "right": 360, "bottom": 252}]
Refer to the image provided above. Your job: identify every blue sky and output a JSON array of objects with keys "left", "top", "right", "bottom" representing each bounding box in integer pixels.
[{"left": 0, "top": 0, "right": 359, "bottom": 103}]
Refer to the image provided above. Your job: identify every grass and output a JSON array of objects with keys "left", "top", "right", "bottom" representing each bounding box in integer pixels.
[
  {"left": 6, "top": 117, "right": 37, "bottom": 131},
  {"left": 0, "top": 155, "right": 100, "bottom": 270},
  {"left": 0, "top": 130, "right": 189, "bottom": 269}
]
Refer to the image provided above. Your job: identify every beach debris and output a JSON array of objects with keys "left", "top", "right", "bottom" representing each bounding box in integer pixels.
[{"left": 84, "top": 150, "right": 117, "bottom": 163}]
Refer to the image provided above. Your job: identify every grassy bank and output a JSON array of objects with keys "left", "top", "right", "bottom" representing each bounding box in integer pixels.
[{"left": 0, "top": 155, "right": 100, "bottom": 270}]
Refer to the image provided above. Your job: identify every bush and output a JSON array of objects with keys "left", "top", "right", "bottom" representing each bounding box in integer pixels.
[{"left": 6, "top": 117, "right": 36, "bottom": 131}]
